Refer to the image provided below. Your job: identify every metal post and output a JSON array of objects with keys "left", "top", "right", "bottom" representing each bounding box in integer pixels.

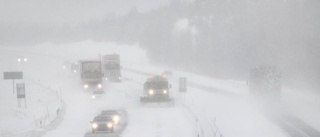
[
  {"left": 25, "top": 98, "right": 27, "bottom": 108},
  {"left": 33, "top": 115, "right": 38, "bottom": 127},
  {"left": 46, "top": 106, "right": 51, "bottom": 122},
  {"left": 13, "top": 79, "right": 15, "bottom": 94},
  {"left": 18, "top": 99, "right": 21, "bottom": 108},
  {"left": 25, "top": 86, "right": 27, "bottom": 108}
]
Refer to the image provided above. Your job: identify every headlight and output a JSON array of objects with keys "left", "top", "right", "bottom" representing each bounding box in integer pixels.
[
  {"left": 107, "top": 122, "right": 113, "bottom": 128},
  {"left": 149, "top": 90, "right": 154, "bottom": 95},
  {"left": 163, "top": 90, "right": 167, "bottom": 94},
  {"left": 73, "top": 70, "right": 77, "bottom": 73},
  {"left": 113, "top": 115, "right": 120, "bottom": 124},
  {"left": 84, "top": 84, "right": 89, "bottom": 89},
  {"left": 92, "top": 123, "right": 98, "bottom": 129},
  {"left": 23, "top": 58, "right": 28, "bottom": 62},
  {"left": 63, "top": 66, "right": 66, "bottom": 69},
  {"left": 17, "top": 58, "right": 21, "bottom": 62},
  {"left": 92, "top": 95, "right": 95, "bottom": 99},
  {"left": 97, "top": 84, "right": 102, "bottom": 88},
  {"left": 119, "top": 77, "right": 122, "bottom": 80}
]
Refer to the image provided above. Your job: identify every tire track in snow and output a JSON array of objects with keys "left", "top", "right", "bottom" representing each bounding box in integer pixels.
[
  {"left": 272, "top": 114, "right": 320, "bottom": 137},
  {"left": 124, "top": 67, "right": 320, "bottom": 137}
]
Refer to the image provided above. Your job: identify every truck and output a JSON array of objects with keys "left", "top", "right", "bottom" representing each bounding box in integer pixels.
[
  {"left": 248, "top": 66, "right": 281, "bottom": 100},
  {"left": 102, "top": 54, "right": 122, "bottom": 82},
  {"left": 80, "top": 60, "right": 104, "bottom": 90},
  {"left": 140, "top": 75, "right": 173, "bottom": 103},
  {"left": 70, "top": 62, "right": 79, "bottom": 73}
]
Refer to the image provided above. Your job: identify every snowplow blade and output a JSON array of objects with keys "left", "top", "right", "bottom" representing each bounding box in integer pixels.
[
  {"left": 84, "top": 132, "right": 120, "bottom": 137},
  {"left": 140, "top": 96, "right": 173, "bottom": 103}
]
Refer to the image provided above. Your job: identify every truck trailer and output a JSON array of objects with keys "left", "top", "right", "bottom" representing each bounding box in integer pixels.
[{"left": 102, "top": 54, "right": 122, "bottom": 82}]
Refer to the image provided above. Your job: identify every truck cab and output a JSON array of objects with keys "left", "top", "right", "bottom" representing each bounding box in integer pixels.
[
  {"left": 80, "top": 60, "right": 103, "bottom": 90},
  {"left": 140, "top": 75, "right": 172, "bottom": 103}
]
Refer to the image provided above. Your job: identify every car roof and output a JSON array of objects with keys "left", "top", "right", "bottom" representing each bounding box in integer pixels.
[
  {"left": 93, "top": 115, "right": 112, "bottom": 121},
  {"left": 101, "top": 110, "right": 118, "bottom": 115}
]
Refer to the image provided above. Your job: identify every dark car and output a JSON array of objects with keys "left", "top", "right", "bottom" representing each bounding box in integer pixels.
[
  {"left": 101, "top": 110, "right": 127, "bottom": 125},
  {"left": 91, "top": 115, "right": 114, "bottom": 133}
]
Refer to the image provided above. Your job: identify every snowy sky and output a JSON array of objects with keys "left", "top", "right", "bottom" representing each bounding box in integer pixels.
[{"left": 0, "top": 0, "right": 171, "bottom": 25}]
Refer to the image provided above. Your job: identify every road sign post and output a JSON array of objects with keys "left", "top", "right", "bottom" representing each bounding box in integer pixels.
[
  {"left": 3, "top": 72, "right": 23, "bottom": 94},
  {"left": 16, "top": 83, "right": 26, "bottom": 108},
  {"left": 179, "top": 77, "right": 187, "bottom": 100},
  {"left": 179, "top": 77, "right": 187, "bottom": 92}
]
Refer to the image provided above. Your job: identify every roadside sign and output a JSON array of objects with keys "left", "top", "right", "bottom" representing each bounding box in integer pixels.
[
  {"left": 179, "top": 77, "right": 187, "bottom": 92},
  {"left": 3, "top": 72, "right": 23, "bottom": 94},
  {"left": 17, "top": 83, "right": 25, "bottom": 98},
  {"left": 4, "top": 72, "right": 23, "bottom": 79}
]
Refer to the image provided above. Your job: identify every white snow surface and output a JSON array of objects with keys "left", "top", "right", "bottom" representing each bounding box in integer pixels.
[{"left": 0, "top": 40, "right": 319, "bottom": 137}]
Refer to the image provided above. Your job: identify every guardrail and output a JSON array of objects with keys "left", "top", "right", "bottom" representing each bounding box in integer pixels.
[
  {"left": 181, "top": 100, "right": 224, "bottom": 137},
  {"left": 0, "top": 79, "right": 66, "bottom": 137}
]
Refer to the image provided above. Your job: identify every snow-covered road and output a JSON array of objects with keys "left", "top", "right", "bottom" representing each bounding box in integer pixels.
[{"left": 123, "top": 61, "right": 320, "bottom": 137}]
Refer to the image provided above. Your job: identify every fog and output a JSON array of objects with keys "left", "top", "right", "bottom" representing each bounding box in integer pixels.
[
  {"left": 0, "top": 0, "right": 172, "bottom": 24},
  {"left": 1, "top": 0, "right": 320, "bottom": 136},
  {"left": 1, "top": 0, "right": 319, "bottom": 91}
]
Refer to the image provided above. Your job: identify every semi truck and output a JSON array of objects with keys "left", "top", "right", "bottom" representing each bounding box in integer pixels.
[
  {"left": 248, "top": 66, "right": 281, "bottom": 100},
  {"left": 102, "top": 54, "right": 122, "bottom": 82},
  {"left": 80, "top": 60, "right": 103, "bottom": 90},
  {"left": 70, "top": 62, "right": 79, "bottom": 73}
]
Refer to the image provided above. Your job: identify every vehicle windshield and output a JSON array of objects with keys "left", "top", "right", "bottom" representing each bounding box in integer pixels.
[
  {"left": 94, "top": 116, "right": 111, "bottom": 122},
  {"left": 105, "top": 64, "right": 120, "bottom": 69},
  {"left": 147, "top": 81, "right": 168, "bottom": 89},
  {"left": 108, "top": 70, "right": 120, "bottom": 76},
  {"left": 81, "top": 72, "right": 101, "bottom": 78},
  {"left": 82, "top": 62, "right": 101, "bottom": 72}
]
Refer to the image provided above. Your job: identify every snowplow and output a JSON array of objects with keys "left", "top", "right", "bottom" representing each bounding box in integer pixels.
[
  {"left": 248, "top": 66, "right": 281, "bottom": 100},
  {"left": 140, "top": 75, "right": 173, "bottom": 103}
]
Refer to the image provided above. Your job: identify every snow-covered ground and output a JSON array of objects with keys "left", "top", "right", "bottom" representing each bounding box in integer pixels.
[{"left": 1, "top": 40, "right": 319, "bottom": 137}]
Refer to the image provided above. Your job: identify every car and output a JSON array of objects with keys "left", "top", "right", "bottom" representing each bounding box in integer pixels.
[
  {"left": 92, "top": 89, "right": 105, "bottom": 99},
  {"left": 100, "top": 110, "right": 127, "bottom": 125},
  {"left": 91, "top": 115, "right": 114, "bottom": 133}
]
